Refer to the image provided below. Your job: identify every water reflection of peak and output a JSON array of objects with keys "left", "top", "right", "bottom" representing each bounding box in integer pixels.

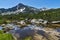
[
  {"left": 9, "top": 25, "right": 47, "bottom": 38},
  {"left": 0, "top": 24, "right": 60, "bottom": 40}
]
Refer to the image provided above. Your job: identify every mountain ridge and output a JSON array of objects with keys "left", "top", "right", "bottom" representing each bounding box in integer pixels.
[{"left": 0, "top": 3, "right": 40, "bottom": 15}]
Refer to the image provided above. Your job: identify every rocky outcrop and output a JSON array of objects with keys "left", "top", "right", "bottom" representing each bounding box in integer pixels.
[{"left": 2, "top": 24, "right": 60, "bottom": 40}]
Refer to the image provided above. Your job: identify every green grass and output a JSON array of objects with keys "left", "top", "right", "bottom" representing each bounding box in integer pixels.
[
  {"left": 0, "top": 20, "right": 4, "bottom": 24},
  {"left": 0, "top": 30, "right": 14, "bottom": 40}
]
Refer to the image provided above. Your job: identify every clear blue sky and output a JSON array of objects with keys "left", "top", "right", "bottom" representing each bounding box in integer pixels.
[{"left": 0, "top": 0, "right": 60, "bottom": 9}]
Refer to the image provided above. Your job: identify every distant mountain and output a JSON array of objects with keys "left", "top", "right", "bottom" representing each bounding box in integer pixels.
[
  {"left": 0, "top": 3, "right": 40, "bottom": 15},
  {"left": 0, "top": 3, "right": 60, "bottom": 15}
]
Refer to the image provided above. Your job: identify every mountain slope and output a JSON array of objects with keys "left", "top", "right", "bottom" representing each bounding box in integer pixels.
[{"left": 0, "top": 3, "right": 39, "bottom": 15}]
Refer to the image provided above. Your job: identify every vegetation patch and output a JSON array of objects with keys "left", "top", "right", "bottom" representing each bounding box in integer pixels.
[{"left": 0, "top": 30, "right": 14, "bottom": 40}]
